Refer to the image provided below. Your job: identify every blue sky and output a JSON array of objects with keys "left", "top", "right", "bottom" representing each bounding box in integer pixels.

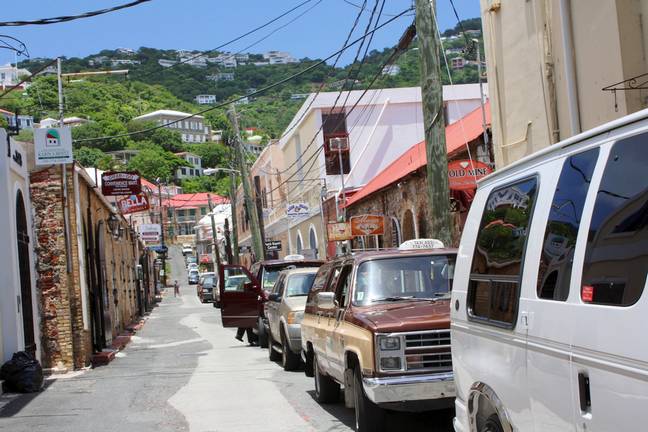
[{"left": 0, "top": 0, "right": 480, "bottom": 65}]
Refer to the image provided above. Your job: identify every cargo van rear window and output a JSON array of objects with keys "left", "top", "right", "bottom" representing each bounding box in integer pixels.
[
  {"left": 468, "top": 177, "right": 538, "bottom": 327},
  {"left": 582, "top": 135, "right": 648, "bottom": 306},
  {"left": 538, "top": 149, "right": 599, "bottom": 301}
]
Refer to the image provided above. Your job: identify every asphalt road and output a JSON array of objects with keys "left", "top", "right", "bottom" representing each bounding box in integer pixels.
[{"left": 0, "top": 246, "right": 454, "bottom": 432}]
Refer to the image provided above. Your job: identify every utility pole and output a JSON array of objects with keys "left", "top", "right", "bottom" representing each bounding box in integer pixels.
[
  {"left": 415, "top": 0, "right": 453, "bottom": 246},
  {"left": 224, "top": 218, "right": 233, "bottom": 264},
  {"left": 228, "top": 105, "right": 264, "bottom": 261},
  {"left": 228, "top": 171, "right": 239, "bottom": 264},
  {"left": 57, "top": 57, "right": 73, "bottom": 273},
  {"left": 475, "top": 39, "right": 490, "bottom": 164},
  {"left": 207, "top": 194, "right": 222, "bottom": 275},
  {"left": 253, "top": 175, "right": 267, "bottom": 259}
]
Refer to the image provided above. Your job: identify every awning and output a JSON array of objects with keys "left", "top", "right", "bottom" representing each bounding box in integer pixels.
[{"left": 345, "top": 102, "right": 490, "bottom": 207}]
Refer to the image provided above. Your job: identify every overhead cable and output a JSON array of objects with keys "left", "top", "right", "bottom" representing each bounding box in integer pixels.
[{"left": 0, "top": 0, "right": 153, "bottom": 27}]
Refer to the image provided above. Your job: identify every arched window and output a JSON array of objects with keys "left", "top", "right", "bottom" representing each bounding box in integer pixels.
[
  {"left": 296, "top": 231, "right": 303, "bottom": 254},
  {"left": 309, "top": 226, "right": 318, "bottom": 258},
  {"left": 390, "top": 217, "right": 402, "bottom": 247},
  {"left": 402, "top": 209, "right": 416, "bottom": 241}
]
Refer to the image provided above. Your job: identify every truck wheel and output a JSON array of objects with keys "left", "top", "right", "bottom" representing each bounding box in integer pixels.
[
  {"left": 257, "top": 317, "right": 268, "bottom": 348},
  {"left": 268, "top": 329, "right": 281, "bottom": 361},
  {"left": 281, "top": 330, "right": 300, "bottom": 371},
  {"left": 353, "top": 367, "right": 384, "bottom": 432},
  {"left": 314, "top": 354, "right": 339, "bottom": 404},
  {"left": 481, "top": 414, "right": 504, "bottom": 432}
]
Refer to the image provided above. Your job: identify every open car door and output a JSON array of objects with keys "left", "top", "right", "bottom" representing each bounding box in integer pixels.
[{"left": 219, "top": 264, "right": 260, "bottom": 328}]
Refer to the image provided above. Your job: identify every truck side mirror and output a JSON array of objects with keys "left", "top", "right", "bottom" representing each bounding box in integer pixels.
[
  {"left": 268, "top": 292, "right": 281, "bottom": 302},
  {"left": 316, "top": 292, "right": 336, "bottom": 310}
]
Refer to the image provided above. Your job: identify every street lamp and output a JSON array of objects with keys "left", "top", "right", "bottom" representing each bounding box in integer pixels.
[{"left": 107, "top": 213, "right": 121, "bottom": 239}]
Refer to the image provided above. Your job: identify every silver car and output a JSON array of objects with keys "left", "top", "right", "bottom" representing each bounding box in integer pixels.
[{"left": 265, "top": 267, "right": 318, "bottom": 371}]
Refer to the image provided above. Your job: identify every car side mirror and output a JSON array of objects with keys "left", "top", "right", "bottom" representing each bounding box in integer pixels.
[
  {"left": 268, "top": 293, "right": 281, "bottom": 302},
  {"left": 316, "top": 292, "right": 336, "bottom": 310}
]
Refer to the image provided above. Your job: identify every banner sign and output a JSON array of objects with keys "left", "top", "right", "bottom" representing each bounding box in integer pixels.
[
  {"left": 138, "top": 224, "right": 161, "bottom": 242},
  {"left": 350, "top": 215, "right": 385, "bottom": 237},
  {"left": 101, "top": 171, "right": 142, "bottom": 196},
  {"left": 264, "top": 240, "right": 282, "bottom": 252},
  {"left": 117, "top": 193, "right": 150, "bottom": 215},
  {"left": 287, "top": 202, "right": 310, "bottom": 217},
  {"left": 327, "top": 222, "right": 352, "bottom": 241},
  {"left": 447, "top": 160, "right": 492, "bottom": 191},
  {"left": 34, "top": 127, "right": 73, "bottom": 165}
]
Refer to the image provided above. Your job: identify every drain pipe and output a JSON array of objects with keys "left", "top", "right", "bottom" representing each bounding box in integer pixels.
[{"left": 559, "top": 0, "right": 581, "bottom": 136}]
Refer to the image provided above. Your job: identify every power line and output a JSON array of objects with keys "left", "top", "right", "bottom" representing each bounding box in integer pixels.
[
  {"left": 340, "top": 0, "right": 411, "bottom": 17},
  {"left": 448, "top": 0, "right": 477, "bottom": 54},
  {"left": 73, "top": 8, "right": 413, "bottom": 145},
  {"left": 136, "top": 0, "right": 316, "bottom": 79},
  {"left": 0, "top": 0, "right": 153, "bottom": 27}
]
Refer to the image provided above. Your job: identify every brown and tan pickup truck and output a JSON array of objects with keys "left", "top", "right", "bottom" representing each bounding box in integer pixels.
[{"left": 301, "top": 246, "right": 457, "bottom": 432}]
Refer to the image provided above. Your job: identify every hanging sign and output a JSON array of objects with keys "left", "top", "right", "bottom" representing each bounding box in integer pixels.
[
  {"left": 138, "top": 224, "right": 161, "bottom": 242},
  {"left": 447, "top": 160, "right": 492, "bottom": 191},
  {"left": 287, "top": 202, "right": 310, "bottom": 217},
  {"left": 117, "top": 193, "right": 150, "bottom": 215},
  {"left": 264, "top": 240, "right": 282, "bottom": 252},
  {"left": 34, "top": 127, "right": 73, "bottom": 165},
  {"left": 101, "top": 171, "right": 142, "bottom": 196},
  {"left": 350, "top": 215, "right": 385, "bottom": 237},
  {"left": 327, "top": 222, "right": 352, "bottom": 241}
]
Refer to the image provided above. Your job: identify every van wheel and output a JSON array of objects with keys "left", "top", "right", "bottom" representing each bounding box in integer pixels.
[
  {"left": 353, "top": 367, "right": 383, "bottom": 432},
  {"left": 268, "top": 329, "right": 281, "bottom": 361},
  {"left": 281, "top": 330, "right": 300, "bottom": 371},
  {"left": 481, "top": 414, "right": 504, "bottom": 432},
  {"left": 314, "top": 354, "right": 339, "bottom": 403},
  {"left": 257, "top": 318, "right": 268, "bottom": 348}
]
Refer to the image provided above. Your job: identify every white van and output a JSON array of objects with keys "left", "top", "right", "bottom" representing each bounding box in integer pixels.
[{"left": 451, "top": 110, "right": 648, "bottom": 432}]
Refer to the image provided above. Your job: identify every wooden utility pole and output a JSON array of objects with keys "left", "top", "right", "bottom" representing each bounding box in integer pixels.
[
  {"left": 207, "top": 194, "right": 222, "bottom": 275},
  {"left": 228, "top": 171, "right": 239, "bottom": 264},
  {"left": 253, "top": 175, "right": 267, "bottom": 259},
  {"left": 415, "top": 0, "right": 453, "bottom": 246},
  {"left": 228, "top": 105, "right": 264, "bottom": 261}
]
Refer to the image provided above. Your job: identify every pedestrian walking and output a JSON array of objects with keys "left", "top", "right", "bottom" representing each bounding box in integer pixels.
[
  {"left": 174, "top": 280, "right": 180, "bottom": 297},
  {"left": 235, "top": 328, "right": 255, "bottom": 345}
]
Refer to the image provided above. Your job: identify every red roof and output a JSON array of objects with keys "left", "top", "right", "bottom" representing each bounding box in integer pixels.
[
  {"left": 163, "top": 192, "right": 228, "bottom": 209},
  {"left": 345, "top": 102, "right": 490, "bottom": 207}
]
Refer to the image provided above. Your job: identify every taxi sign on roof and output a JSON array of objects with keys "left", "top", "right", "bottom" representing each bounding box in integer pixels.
[{"left": 398, "top": 238, "right": 445, "bottom": 250}]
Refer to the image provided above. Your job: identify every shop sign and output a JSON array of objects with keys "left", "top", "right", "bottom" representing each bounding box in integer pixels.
[
  {"left": 139, "top": 224, "right": 161, "bottom": 242},
  {"left": 264, "top": 240, "right": 282, "bottom": 252},
  {"left": 350, "top": 215, "right": 385, "bottom": 237},
  {"left": 447, "top": 160, "right": 492, "bottom": 190},
  {"left": 117, "top": 193, "right": 150, "bottom": 214},
  {"left": 287, "top": 202, "right": 310, "bottom": 217},
  {"left": 327, "top": 222, "right": 352, "bottom": 241},
  {"left": 34, "top": 127, "right": 73, "bottom": 165},
  {"left": 101, "top": 171, "right": 142, "bottom": 196}
]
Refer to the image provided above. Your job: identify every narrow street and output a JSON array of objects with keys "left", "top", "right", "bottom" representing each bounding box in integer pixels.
[{"left": 0, "top": 247, "right": 453, "bottom": 432}]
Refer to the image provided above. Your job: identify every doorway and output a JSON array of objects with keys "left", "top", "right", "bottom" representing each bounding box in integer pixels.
[{"left": 16, "top": 191, "right": 36, "bottom": 355}]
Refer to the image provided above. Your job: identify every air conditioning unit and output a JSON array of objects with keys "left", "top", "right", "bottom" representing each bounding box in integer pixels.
[{"left": 328, "top": 137, "right": 349, "bottom": 151}]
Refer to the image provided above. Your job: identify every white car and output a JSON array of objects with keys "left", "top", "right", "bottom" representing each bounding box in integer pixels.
[
  {"left": 451, "top": 110, "right": 648, "bottom": 432},
  {"left": 187, "top": 263, "right": 199, "bottom": 271},
  {"left": 182, "top": 245, "right": 193, "bottom": 256}
]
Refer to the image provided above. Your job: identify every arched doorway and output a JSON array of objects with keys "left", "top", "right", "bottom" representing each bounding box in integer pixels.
[
  {"left": 309, "top": 226, "right": 318, "bottom": 258},
  {"left": 402, "top": 209, "right": 416, "bottom": 241},
  {"left": 16, "top": 191, "right": 36, "bottom": 355}
]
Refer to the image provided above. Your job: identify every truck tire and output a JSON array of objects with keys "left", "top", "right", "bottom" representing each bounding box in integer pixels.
[
  {"left": 481, "top": 414, "right": 504, "bottom": 432},
  {"left": 257, "top": 317, "right": 268, "bottom": 348},
  {"left": 268, "top": 329, "right": 281, "bottom": 361},
  {"left": 314, "top": 353, "right": 340, "bottom": 404},
  {"left": 281, "top": 329, "right": 300, "bottom": 371},
  {"left": 353, "top": 367, "right": 384, "bottom": 432}
]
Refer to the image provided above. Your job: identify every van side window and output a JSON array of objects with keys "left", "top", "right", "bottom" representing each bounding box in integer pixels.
[
  {"left": 582, "top": 135, "right": 648, "bottom": 306},
  {"left": 468, "top": 177, "right": 538, "bottom": 327},
  {"left": 538, "top": 149, "right": 599, "bottom": 301}
]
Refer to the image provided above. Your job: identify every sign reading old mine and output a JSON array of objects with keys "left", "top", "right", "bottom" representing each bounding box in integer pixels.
[
  {"left": 447, "top": 160, "right": 492, "bottom": 190},
  {"left": 101, "top": 171, "right": 142, "bottom": 196}
]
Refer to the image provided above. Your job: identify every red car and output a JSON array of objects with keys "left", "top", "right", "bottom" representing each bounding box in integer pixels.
[{"left": 218, "top": 256, "right": 323, "bottom": 347}]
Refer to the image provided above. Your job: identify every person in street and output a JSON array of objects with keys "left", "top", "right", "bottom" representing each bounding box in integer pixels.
[
  {"left": 174, "top": 280, "right": 180, "bottom": 297},
  {"left": 235, "top": 327, "right": 255, "bottom": 345}
]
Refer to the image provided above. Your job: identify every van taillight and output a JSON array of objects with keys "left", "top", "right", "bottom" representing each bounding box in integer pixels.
[{"left": 582, "top": 285, "right": 594, "bottom": 302}]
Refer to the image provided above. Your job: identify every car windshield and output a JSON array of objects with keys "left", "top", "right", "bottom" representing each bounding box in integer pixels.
[
  {"left": 285, "top": 273, "right": 316, "bottom": 297},
  {"left": 353, "top": 255, "right": 455, "bottom": 306},
  {"left": 262, "top": 269, "right": 281, "bottom": 290},
  {"left": 224, "top": 275, "right": 249, "bottom": 292},
  {"left": 189, "top": 270, "right": 199, "bottom": 276},
  {"left": 203, "top": 276, "right": 214, "bottom": 287}
]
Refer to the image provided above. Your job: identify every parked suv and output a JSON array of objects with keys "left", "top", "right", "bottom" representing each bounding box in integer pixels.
[
  {"left": 451, "top": 112, "right": 648, "bottom": 432},
  {"left": 199, "top": 273, "right": 216, "bottom": 303},
  {"left": 265, "top": 267, "right": 319, "bottom": 370},
  {"left": 218, "top": 256, "right": 323, "bottom": 345},
  {"left": 301, "top": 244, "right": 457, "bottom": 432}
]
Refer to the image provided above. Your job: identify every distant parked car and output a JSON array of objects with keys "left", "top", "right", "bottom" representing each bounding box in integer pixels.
[
  {"left": 198, "top": 272, "right": 214, "bottom": 298},
  {"left": 199, "top": 273, "right": 216, "bottom": 303},
  {"left": 188, "top": 269, "right": 200, "bottom": 285},
  {"left": 187, "top": 263, "right": 199, "bottom": 272},
  {"left": 182, "top": 244, "right": 193, "bottom": 256},
  {"left": 265, "top": 267, "right": 318, "bottom": 370}
]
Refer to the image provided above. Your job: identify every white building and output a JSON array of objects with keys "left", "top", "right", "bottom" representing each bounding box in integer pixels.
[
  {"left": 195, "top": 94, "right": 217, "bottom": 105},
  {"left": 382, "top": 64, "right": 401, "bottom": 76},
  {"left": 39, "top": 116, "right": 89, "bottom": 128},
  {"left": 0, "top": 131, "right": 40, "bottom": 363},
  {"left": 442, "top": 83, "right": 488, "bottom": 125},
  {"left": 116, "top": 48, "right": 136, "bottom": 55},
  {"left": 158, "top": 59, "right": 178, "bottom": 68},
  {"left": 206, "top": 73, "right": 235, "bottom": 82},
  {"left": 179, "top": 56, "right": 207, "bottom": 68},
  {"left": 0, "top": 64, "right": 31, "bottom": 89},
  {"left": 263, "top": 51, "right": 298, "bottom": 65},
  {"left": 0, "top": 109, "right": 34, "bottom": 130},
  {"left": 111, "top": 59, "right": 141, "bottom": 66},
  {"left": 132, "top": 110, "right": 211, "bottom": 143},
  {"left": 175, "top": 152, "right": 203, "bottom": 179}
]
